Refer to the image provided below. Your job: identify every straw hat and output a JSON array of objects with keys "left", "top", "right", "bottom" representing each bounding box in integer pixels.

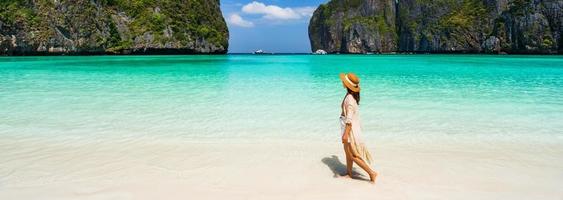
[{"left": 339, "top": 73, "right": 360, "bottom": 92}]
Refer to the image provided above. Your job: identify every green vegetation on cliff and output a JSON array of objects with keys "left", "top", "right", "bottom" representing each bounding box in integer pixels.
[
  {"left": 309, "top": 0, "right": 561, "bottom": 54},
  {"left": 0, "top": 1, "right": 38, "bottom": 26},
  {"left": 309, "top": 0, "right": 398, "bottom": 53},
  {"left": 0, "top": 0, "right": 229, "bottom": 55}
]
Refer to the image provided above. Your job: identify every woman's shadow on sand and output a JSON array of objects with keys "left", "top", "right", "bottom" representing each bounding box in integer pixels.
[{"left": 321, "top": 155, "right": 370, "bottom": 182}]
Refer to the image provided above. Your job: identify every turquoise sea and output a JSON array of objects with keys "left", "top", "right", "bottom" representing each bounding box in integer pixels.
[{"left": 1, "top": 55, "right": 562, "bottom": 144}]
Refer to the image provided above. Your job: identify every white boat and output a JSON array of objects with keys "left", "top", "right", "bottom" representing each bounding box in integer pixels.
[
  {"left": 313, "top": 49, "right": 327, "bottom": 55},
  {"left": 253, "top": 49, "right": 269, "bottom": 54}
]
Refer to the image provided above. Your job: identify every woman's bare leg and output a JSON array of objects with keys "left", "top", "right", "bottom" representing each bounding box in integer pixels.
[
  {"left": 352, "top": 156, "right": 378, "bottom": 183},
  {"left": 346, "top": 144, "right": 378, "bottom": 183},
  {"left": 343, "top": 143, "right": 353, "bottom": 177}
]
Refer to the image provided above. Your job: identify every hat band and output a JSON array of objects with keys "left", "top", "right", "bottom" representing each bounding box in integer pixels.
[{"left": 345, "top": 75, "right": 358, "bottom": 88}]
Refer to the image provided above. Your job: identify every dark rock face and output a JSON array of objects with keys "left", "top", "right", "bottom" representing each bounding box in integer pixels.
[
  {"left": 0, "top": 0, "right": 229, "bottom": 55},
  {"left": 495, "top": 0, "right": 562, "bottom": 53},
  {"left": 309, "top": 0, "right": 561, "bottom": 54},
  {"left": 309, "top": 0, "right": 398, "bottom": 53}
]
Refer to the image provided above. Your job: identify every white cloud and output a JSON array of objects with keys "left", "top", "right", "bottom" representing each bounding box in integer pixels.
[
  {"left": 294, "top": 7, "right": 316, "bottom": 17},
  {"left": 242, "top": 1, "right": 315, "bottom": 20},
  {"left": 228, "top": 14, "right": 255, "bottom": 28}
]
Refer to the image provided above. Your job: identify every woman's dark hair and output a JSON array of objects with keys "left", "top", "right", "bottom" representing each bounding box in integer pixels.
[{"left": 347, "top": 88, "right": 360, "bottom": 105}]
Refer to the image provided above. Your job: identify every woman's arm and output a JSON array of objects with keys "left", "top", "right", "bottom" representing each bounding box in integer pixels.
[
  {"left": 342, "top": 123, "right": 351, "bottom": 143},
  {"left": 342, "top": 96, "right": 355, "bottom": 143},
  {"left": 343, "top": 123, "right": 361, "bottom": 157}
]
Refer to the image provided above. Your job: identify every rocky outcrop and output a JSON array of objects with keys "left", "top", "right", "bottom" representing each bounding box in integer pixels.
[
  {"left": 309, "top": 0, "right": 561, "bottom": 54},
  {"left": 0, "top": 0, "right": 229, "bottom": 55},
  {"left": 309, "top": 0, "right": 398, "bottom": 53},
  {"left": 493, "top": 0, "right": 562, "bottom": 53}
]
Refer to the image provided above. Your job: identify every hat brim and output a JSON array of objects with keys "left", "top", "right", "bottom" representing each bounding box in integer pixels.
[{"left": 339, "top": 73, "right": 360, "bottom": 92}]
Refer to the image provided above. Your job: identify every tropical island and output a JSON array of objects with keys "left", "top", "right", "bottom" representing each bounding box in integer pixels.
[
  {"left": 0, "top": 1, "right": 562, "bottom": 200},
  {"left": 0, "top": 0, "right": 561, "bottom": 55},
  {"left": 309, "top": 0, "right": 562, "bottom": 54},
  {"left": 0, "top": 0, "right": 228, "bottom": 55}
]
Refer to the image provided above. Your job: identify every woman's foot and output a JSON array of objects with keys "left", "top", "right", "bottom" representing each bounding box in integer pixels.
[{"left": 369, "top": 171, "right": 378, "bottom": 184}]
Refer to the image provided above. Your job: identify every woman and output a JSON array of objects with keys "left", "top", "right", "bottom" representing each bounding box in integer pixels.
[{"left": 339, "top": 72, "right": 378, "bottom": 183}]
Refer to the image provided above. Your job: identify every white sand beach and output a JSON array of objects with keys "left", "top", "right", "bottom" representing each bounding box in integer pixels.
[{"left": 1, "top": 137, "right": 562, "bottom": 200}]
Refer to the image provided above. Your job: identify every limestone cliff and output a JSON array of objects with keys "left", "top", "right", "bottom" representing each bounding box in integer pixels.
[
  {"left": 309, "top": 0, "right": 398, "bottom": 53},
  {"left": 0, "top": 0, "right": 229, "bottom": 55},
  {"left": 309, "top": 0, "right": 561, "bottom": 54}
]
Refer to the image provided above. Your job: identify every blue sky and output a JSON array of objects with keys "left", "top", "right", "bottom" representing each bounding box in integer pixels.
[{"left": 221, "top": 0, "right": 328, "bottom": 53}]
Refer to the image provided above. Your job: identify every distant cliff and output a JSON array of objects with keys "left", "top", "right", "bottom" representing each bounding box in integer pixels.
[
  {"left": 0, "top": 0, "right": 229, "bottom": 55},
  {"left": 309, "top": 0, "right": 561, "bottom": 54}
]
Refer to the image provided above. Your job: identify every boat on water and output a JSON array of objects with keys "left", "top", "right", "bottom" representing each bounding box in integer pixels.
[
  {"left": 313, "top": 49, "right": 327, "bottom": 55},
  {"left": 253, "top": 49, "right": 272, "bottom": 55}
]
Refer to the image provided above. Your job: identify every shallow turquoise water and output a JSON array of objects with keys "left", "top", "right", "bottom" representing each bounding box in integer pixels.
[{"left": 0, "top": 55, "right": 562, "bottom": 143}]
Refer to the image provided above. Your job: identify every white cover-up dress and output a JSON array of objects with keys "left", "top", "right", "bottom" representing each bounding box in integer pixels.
[{"left": 340, "top": 94, "right": 373, "bottom": 164}]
